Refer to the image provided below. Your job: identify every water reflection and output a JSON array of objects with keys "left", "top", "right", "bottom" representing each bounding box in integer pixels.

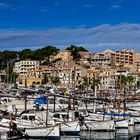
[
  {"left": 80, "top": 131, "right": 116, "bottom": 140},
  {"left": 80, "top": 125, "right": 140, "bottom": 140},
  {"left": 15, "top": 125, "right": 140, "bottom": 140},
  {"left": 61, "top": 136, "right": 80, "bottom": 140}
]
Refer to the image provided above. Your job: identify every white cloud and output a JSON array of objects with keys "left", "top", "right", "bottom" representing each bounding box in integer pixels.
[
  {"left": 0, "top": 2, "right": 9, "bottom": 8},
  {"left": 0, "top": 2, "right": 15, "bottom": 10},
  {"left": 110, "top": 4, "right": 122, "bottom": 10},
  {"left": 40, "top": 7, "right": 49, "bottom": 12},
  {"left": 54, "top": 2, "right": 60, "bottom": 6},
  {"left": 96, "top": 43, "right": 129, "bottom": 47},
  {"left": 1, "top": 23, "right": 140, "bottom": 52},
  {"left": 82, "top": 4, "right": 94, "bottom": 8}
]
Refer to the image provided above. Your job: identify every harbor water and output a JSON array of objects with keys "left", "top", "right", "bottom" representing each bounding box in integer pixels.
[
  {"left": 16, "top": 125, "right": 140, "bottom": 140},
  {"left": 80, "top": 125, "right": 140, "bottom": 140}
]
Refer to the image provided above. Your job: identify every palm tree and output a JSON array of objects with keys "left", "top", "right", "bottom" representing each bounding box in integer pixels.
[
  {"left": 116, "top": 74, "right": 127, "bottom": 112},
  {"left": 126, "top": 76, "right": 134, "bottom": 94},
  {"left": 116, "top": 74, "right": 127, "bottom": 92},
  {"left": 82, "top": 77, "right": 90, "bottom": 92},
  {"left": 117, "top": 75, "right": 134, "bottom": 95},
  {"left": 50, "top": 76, "right": 60, "bottom": 88},
  {"left": 95, "top": 78, "right": 101, "bottom": 88},
  {"left": 91, "top": 77, "right": 101, "bottom": 91}
]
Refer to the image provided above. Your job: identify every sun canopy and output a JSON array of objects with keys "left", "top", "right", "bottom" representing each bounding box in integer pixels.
[{"left": 34, "top": 96, "right": 47, "bottom": 104}]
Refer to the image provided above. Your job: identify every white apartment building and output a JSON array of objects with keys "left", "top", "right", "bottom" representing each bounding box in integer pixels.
[
  {"left": 13, "top": 60, "right": 40, "bottom": 78},
  {"left": 99, "top": 68, "right": 116, "bottom": 90}
]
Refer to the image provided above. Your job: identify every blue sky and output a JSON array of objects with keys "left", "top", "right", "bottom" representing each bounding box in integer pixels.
[{"left": 0, "top": 0, "right": 140, "bottom": 52}]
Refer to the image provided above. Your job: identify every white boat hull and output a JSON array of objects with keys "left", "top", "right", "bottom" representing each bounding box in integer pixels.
[
  {"left": 24, "top": 125, "right": 60, "bottom": 139},
  {"left": 114, "top": 119, "right": 128, "bottom": 128},
  {"left": 0, "top": 125, "right": 10, "bottom": 132},
  {"left": 80, "top": 120, "right": 115, "bottom": 131},
  {"left": 134, "top": 117, "right": 140, "bottom": 124},
  {"left": 60, "top": 121, "right": 80, "bottom": 136},
  {"left": 85, "top": 113, "right": 111, "bottom": 121}
]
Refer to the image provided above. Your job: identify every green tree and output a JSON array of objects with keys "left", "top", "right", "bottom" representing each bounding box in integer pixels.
[
  {"left": 0, "top": 50, "right": 18, "bottom": 69},
  {"left": 66, "top": 45, "right": 88, "bottom": 60},
  {"left": 32, "top": 48, "right": 43, "bottom": 60},
  {"left": 50, "top": 76, "right": 60, "bottom": 87},
  {"left": 116, "top": 74, "right": 127, "bottom": 96},
  {"left": 42, "top": 74, "right": 48, "bottom": 84},
  {"left": 19, "top": 49, "right": 33, "bottom": 60},
  {"left": 32, "top": 46, "right": 59, "bottom": 62},
  {"left": 4, "top": 72, "right": 18, "bottom": 87},
  {"left": 91, "top": 77, "right": 101, "bottom": 91},
  {"left": 2, "top": 50, "right": 17, "bottom": 61},
  {"left": 82, "top": 77, "right": 90, "bottom": 91},
  {"left": 117, "top": 74, "right": 127, "bottom": 89},
  {"left": 126, "top": 76, "right": 134, "bottom": 94},
  {"left": 8, "top": 72, "right": 18, "bottom": 83}
]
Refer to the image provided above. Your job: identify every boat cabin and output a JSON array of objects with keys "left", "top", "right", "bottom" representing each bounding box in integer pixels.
[
  {"left": 52, "top": 111, "right": 79, "bottom": 122},
  {"left": 17, "top": 113, "right": 43, "bottom": 125}
]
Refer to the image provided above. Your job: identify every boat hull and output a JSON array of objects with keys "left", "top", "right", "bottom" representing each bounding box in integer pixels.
[
  {"left": 114, "top": 120, "right": 128, "bottom": 128},
  {"left": 24, "top": 125, "right": 60, "bottom": 138},
  {"left": 134, "top": 117, "right": 140, "bottom": 124},
  {"left": 60, "top": 121, "right": 80, "bottom": 136},
  {"left": 86, "top": 113, "right": 111, "bottom": 121},
  {"left": 80, "top": 120, "right": 115, "bottom": 131}
]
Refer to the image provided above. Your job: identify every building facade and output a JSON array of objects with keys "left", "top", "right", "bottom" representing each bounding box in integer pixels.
[
  {"left": 91, "top": 49, "right": 116, "bottom": 66},
  {"left": 50, "top": 50, "right": 72, "bottom": 62},
  {"left": 115, "top": 49, "right": 136, "bottom": 67},
  {"left": 14, "top": 60, "right": 40, "bottom": 78}
]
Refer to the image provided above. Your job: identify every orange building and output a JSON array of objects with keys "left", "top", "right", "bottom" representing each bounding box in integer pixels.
[
  {"left": 87, "top": 69, "right": 95, "bottom": 78},
  {"left": 115, "top": 49, "right": 136, "bottom": 67}
]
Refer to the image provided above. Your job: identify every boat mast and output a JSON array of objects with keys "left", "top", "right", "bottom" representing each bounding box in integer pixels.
[
  {"left": 118, "top": 74, "right": 122, "bottom": 114},
  {"left": 24, "top": 90, "right": 27, "bottom": 112},
  {"left": 6, "top": 60, "right": 9, "bottom": 88},
  {"left": 93, "top": 85, "right": 97, "bottom": 113},
  {"left": 53, "top": 95, "right": 56, "bottom": 112},
  {"left": 46, "top": 95, "right": 49, "bottom": 127}
]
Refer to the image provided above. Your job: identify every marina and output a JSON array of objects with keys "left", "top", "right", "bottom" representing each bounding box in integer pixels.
[
  {"left": 1, "top": 87, "right": 140, "bottom": 139},
  {"left": 1, "top": 45, "right": 140, "bottom": 140},
  {"left": 1, "top": 0, "right": 140, "bottom": 139}
]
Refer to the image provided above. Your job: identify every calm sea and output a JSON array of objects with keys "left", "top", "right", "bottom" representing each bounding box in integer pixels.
[{"left": 13, "top": 125, "right": 140, "bottom": 140}]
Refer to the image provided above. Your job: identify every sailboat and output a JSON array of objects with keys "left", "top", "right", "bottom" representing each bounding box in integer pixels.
[
  {"left": 0, "top": 96, "right": 60, "bottom": 139},
  {"left": 23, "top": 125, "right": 60, "bottom": 139},
  {"left": 52, "top": 111, "right": 80, "bottom": 136},
  {"left": 80, "top": 119, "right": 115, "bottom": 131},
  {"left": 79, "top": 86, "right": 116, "bottom": 131}
]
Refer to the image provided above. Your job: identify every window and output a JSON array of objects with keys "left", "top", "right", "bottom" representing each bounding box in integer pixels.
[
  {"left": 74, "top": 112, "right": 79, "bottom": 118},
  {"left": 29, "top": 116, "right": 35, "bottom": 121},
  {"left": 53, "top": 114, "right": 60, "bottom": 118},
  {"left": 62, "top": 114, "right": 68, "bottom": 119},
  {"left": 22, "top": 115, "right": 28, "bottom": 120}
]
